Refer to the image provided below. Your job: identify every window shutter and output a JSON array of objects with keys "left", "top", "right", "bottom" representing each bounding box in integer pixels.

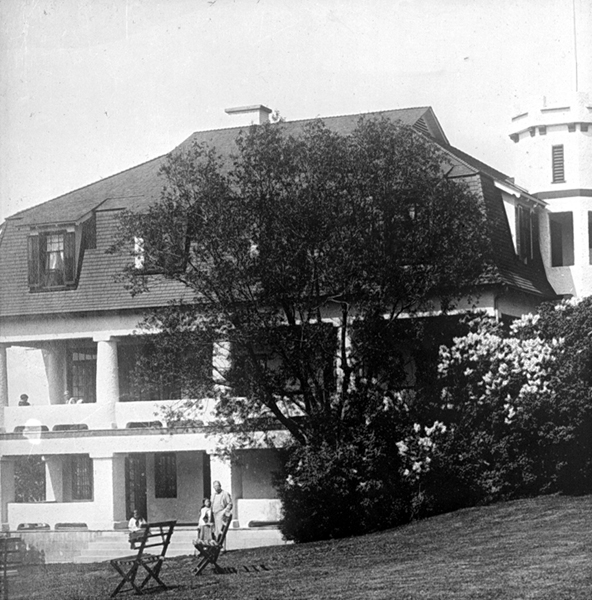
[
  {"left": 28, "top": 235, "right": 40, "bottom": 287},
  {"left": 531, "top": 210, "right": 538, "bottom": 261},
  {"left": 552, "top": 145, "right": 565, "bottom": 183},
  {"left": 515, "top": 206, "right": 522, "bottom": 258},
  {"left": 64, "top": 231, "right": 76, "bottom": 284}
]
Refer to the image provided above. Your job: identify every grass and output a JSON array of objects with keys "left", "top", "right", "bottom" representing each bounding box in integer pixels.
[{"left": 10, "top": 494, "right": 592, "bottom": 599}]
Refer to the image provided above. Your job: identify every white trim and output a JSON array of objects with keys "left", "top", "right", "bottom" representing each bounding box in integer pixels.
[{"left": 0, "top": 329, "right": 141, "bottom": 345}]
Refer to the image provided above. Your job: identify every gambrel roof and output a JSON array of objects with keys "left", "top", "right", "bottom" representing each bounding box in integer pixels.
[{"left": 0, "top": 106, "right": 556, "bottom": 318}]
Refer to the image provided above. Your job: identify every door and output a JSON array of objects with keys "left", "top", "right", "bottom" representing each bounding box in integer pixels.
[{"left": 125, "top": 453, "right": 147, "bottom": 521}]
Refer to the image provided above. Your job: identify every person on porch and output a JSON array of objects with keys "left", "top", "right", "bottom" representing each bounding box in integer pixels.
[
  {"left": 211, "top": 480, "right": 232, "bottom": 538},
  {"left": 197, "top": 498, "right": 214, "bottom": 541},
  {"left": 128, "top": 509, "right": 147, "bottom": 549}
]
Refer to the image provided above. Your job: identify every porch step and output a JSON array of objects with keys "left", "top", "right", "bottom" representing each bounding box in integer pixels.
[{"left": 72, "top": 527, "right": 287, "bottom": 563}]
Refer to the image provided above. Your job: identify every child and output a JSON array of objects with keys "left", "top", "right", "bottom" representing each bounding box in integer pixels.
[
  {"left": 128, "top": 509, "right": 147, "bottom": 549},
  {"left": 197, "top": 498, "right": 214, "bottom": 541}
]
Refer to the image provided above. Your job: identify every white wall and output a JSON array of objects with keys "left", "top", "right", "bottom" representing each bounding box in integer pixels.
[{"left": 7, "top": 346, "right": 48, "bottom": 406}]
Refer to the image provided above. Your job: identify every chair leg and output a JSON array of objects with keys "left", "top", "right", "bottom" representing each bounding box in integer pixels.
[{"left": 193, "top": 556, "right": 211, "bottom": 576}]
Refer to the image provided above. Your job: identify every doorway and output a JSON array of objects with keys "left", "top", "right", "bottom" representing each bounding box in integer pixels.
[{"left": 125, "top": 453, "right": 147, "bottom": 521}]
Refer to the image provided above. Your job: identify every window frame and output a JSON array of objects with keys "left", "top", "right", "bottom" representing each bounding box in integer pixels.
[
  {"left": 28, "top": 229, "right": 76, "bottom": 291},
  {"left": 67, "top": 347, "right": 97, "bottom": 403},
  {"left": 71, "top": 455, "right": 94, "bottom": 501}
]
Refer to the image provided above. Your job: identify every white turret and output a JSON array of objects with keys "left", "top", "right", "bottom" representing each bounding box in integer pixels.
[{"left": 510, "top": 91, "right": 592, "bottom": 298}]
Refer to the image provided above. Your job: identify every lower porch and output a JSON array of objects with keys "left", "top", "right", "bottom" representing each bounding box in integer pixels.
[{"left": 2, "top": 443, "right": 284, "bottom": 532}]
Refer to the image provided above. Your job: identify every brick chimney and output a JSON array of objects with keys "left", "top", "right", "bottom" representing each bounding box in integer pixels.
[{"left": 224, "top": 105, "right": 272, "bottom": 126}]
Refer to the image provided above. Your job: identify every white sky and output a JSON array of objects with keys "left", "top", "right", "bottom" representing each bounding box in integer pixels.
[{"left": 0, "top": 0, "right": 589, "bottom": 223}]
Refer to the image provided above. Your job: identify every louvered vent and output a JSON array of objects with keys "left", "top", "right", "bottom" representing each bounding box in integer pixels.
[
  {"left": 552, "top": 145, "right": 565, "bottom": 183},
  {"left": 413, "top": 117, "right": 430, "bottom": 136}
]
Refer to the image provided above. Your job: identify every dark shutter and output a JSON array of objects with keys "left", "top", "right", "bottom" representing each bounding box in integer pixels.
[
  {"left": 28, "top": 235, "right": 40, "bottom": 287},
  {"left": 552, "top": 145, "right": 565, "bottom": 183},
  {"left": 515, "top": 206, "right": 522, "bottom": 258},
  {"left": 64, "top": 231, "right": 76, "bottom": 284},
  {"left": 39, "top": 234, "right": 47, "bottom": 286},
  {"left": 531, "top": 210, "right": 539, "bottom": 262}
]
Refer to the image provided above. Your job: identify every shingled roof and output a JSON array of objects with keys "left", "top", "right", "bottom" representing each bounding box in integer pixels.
[{"left": 0, "top": 105, "right": 556, "bottom": 318}]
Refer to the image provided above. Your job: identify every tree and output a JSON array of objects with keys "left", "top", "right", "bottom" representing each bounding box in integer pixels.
[
  {"left": 113, "top": 117, "right": 488, "bottom": 442},
  {"left": 112, "top": 117, "right": 490, "bottom": 539}
]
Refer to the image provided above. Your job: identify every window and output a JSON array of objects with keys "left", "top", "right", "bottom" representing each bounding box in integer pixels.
[
  {"left": 15, "top": 456, "right": 45, "bottom": 503},
  {"left": 68, "top": 348, "right": 97, "bottom": 403},
  {"left": 117, "top": 340, "right": 211, "bottom": 402},
  {"left": 550, "top": 212, "right": 574, "bottom": 267},
  {"left": 28, "top": 230, "right": 76, "bottom": 290},
  {"left": 154, "top": 453, "right": 177, "bottom": 498},
  {"left": 515, "top": 206, "right": 537, "bottom": 264},
  {"left": 552, "top": 145, "right": 565, "bottom": 183},
  {"left": 71, "top": 455, "right": 93, "bottom": 500},
  {"left": 229, "top": 324, "right": 337, "bottom": 398}
]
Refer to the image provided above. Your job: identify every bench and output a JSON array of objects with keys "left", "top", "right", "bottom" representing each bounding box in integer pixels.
[
  {"left": 109, "top": 520, "right": 176, "bottom": 597},
  {"left": 193, "top": 513, "right": 232, "bottom": 575},
  {"left": 0, "top": 537, "right": 23, "bottom": 600}
]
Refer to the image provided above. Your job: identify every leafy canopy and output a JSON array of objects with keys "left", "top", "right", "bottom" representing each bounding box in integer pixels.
[{"left": 113, "top": 116, "right": 490, "bottom": 446}]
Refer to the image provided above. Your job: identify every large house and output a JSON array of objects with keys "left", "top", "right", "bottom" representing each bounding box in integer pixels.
[{"left": 0, "top": 92, "right": 590, "bottom": 556}]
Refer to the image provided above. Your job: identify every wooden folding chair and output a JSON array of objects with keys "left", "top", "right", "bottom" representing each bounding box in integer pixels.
[
  {"left": 110, "top": 520, "right": 176, "bottom": 597},
  {"left": 193, "top": 513, "right": 232, "bottom": 575},
  {"left": 0, "top": 537, "right": 23, "bottom": 600}
]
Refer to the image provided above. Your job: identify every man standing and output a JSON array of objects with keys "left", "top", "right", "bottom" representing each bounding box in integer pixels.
[{"left": 210, "top": 480, "right": 232, "bottom": 537}]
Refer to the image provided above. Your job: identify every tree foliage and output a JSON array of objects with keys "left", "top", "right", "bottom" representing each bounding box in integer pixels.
[{"left": 113, "top": 117, "right": 489, "bottom": 447}]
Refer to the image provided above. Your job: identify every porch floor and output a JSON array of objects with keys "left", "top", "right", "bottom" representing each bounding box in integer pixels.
[{"left": 72, "top": 526, "right": 288, "bottom": 563}]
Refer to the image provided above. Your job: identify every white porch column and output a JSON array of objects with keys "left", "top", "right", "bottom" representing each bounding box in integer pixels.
[
  {"left": 43, "top": 455, "right": 64, "bottom": 502},
  {"left": 0, "top": 457, "right": 16, "bottom": 530},
  {"left": 208, "top": 452, "right": 232, "bottom": 494},
  {"left": 208, "top": 452, "right": 240, "bottom": 525},
  {"left": 90, "top": 453, "right": 126, "bottom": 529},
  {"left": 0, "top": 344, "right": 8, "bottom": 430},
  {"left": 42, "top": 344, "right": 66, "bottom": 404},
  {"left": 94, "top": 336, "right": 119, "bottom": 428}
]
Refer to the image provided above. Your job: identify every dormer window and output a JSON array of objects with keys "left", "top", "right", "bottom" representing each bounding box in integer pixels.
[{"left": 28, "top": 230, "right": 76, "bottom": 291}]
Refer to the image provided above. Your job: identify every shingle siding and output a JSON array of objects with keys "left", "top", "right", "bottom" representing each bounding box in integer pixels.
[{"left": 0, "top": 210, "right": 191, "bottom": 317}]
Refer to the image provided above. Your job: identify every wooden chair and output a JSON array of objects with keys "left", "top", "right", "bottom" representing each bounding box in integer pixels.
[
  {"left": 109, "top": 520, "right": 176, "bottom": 597},
  {"left": 193, "top": 513, "right": 232, "bottom": 575},
  {"left": 0, "top": 537, "right": 23, "bottom": 600}
]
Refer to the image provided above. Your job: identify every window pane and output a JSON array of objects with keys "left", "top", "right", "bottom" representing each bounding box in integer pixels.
[
  {"left": 44, "top": 233, "right": 65, "bottom": 287},
  {"left": 550, "top": 212, "right": 574, "bottom": 267},
  {"left": 71, "top": 455, "right": 93, "bottom": 500},
  {"left": 69, "top": 348, "right": 97, "bottom": 403}
]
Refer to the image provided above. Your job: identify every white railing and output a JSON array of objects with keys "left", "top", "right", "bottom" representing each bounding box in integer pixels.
[
  {"left": 8, "top": 501, "right": 97, "bottom": 530},
  {"left": 3, "top": 397, "right": 217, "bottom": 432}
]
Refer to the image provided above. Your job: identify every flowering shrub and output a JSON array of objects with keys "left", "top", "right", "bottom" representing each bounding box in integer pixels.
[
  {"left": 427, "top": 307, "right": 592, "bottom": 507},
  {"left": 279, "top": 301, "right": 592, "bottom": 542}
]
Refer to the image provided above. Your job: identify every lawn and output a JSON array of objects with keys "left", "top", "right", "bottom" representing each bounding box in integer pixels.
[{"left": 9, "top": 494, "right": 592, "bottom": 599}]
